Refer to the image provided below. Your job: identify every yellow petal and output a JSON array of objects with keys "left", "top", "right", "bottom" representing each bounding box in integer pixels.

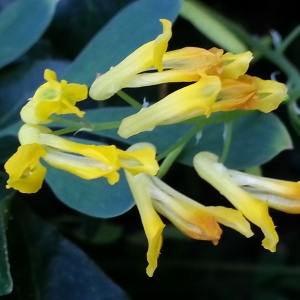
[
  {"left": 161, "top": 47, "right": 223, "bottom": 72},
  {"left": 153, "top": 19, "right": 172, "bottom": 72},
  {"left": 118, "top": 146, "right": 159, "bottom": 176},
  {"left": 125, "top": 172, "right": 165, "bottom": 277},
  {"left": 151, "top": 176, "right": 253, "bottom": 239},
  {"left": 193, "top": 152, "right": 279, "bottom": 252},
  {"left": 18, "top": 124, "right": 121, "bottom": 184},
  {"left": 251, "top": 76, "right": 287, "bottom": 112},
  {"left": 89, "top": 19, "right": 172, "bottom": 101},
  {"left": 20, "top": 70, "right": 87, "bottom": 124},
  {"left": 118, "top": 75, "right": 221, "bottom": 138},
  {"left": 44, "top": 68, "right": 57, "bottom": 81},
  {"left": 127, "top": 69, "right": 200, "bottom": 87},
  {"left": 220, "top": 51, "right": 253, "bottom": 79},
  {"left": 150, "top": 177, "right": 222, "bottom": 243},
  {"left": 4, "top": 144, "right": 47, "bottom": 193},
  {"left": 44, "top": 149, "right": 120, "bottom": 184},
  {"left": 229, "top": 170, "right": 300, "bottom": 213}
]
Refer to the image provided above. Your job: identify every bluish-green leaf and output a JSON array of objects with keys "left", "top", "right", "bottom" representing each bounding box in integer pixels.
[
  {"left": 180, "top": 111, "right": 293, "bottom": 169},
  {"left": 63, "top": 0, "right": 183, "bottom": 84},
  {"left": 45, "top": 165, "right": 134, "bottom": 218},
  {"left": 5, "top": 197, "right": 130, "bottom": 299},
  {"left": 81, "top": 108, "right": 292, "bottom": 170},
  {"left": 82, "top": 106, "right": 194, "bottom": 153},
  {"left": 0, "top": 0, "right": 58, "bottom": 68}
]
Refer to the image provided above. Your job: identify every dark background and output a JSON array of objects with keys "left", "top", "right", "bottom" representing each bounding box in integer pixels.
[{"left": 4, "top": 0, "right": 300, "bottom": 299}]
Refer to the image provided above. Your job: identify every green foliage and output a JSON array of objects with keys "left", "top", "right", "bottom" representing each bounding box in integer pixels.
[
  {"left": 45, "top": 165, "right": 135, "bottom": 218},
  {"left": 0, "top": 195, "right": 129, "bottom": 299},
  {"left": 64, "top": 0, "right": 183, "bottom": 84},
  {"left": 1, "top": 0, "right": 300, "bottom": 298},
  {"left": 0, "top": 0, "right": 57, "bottom": 68},
  {"left": 0, "top": 174, "right": 14, "bottom": 296}
]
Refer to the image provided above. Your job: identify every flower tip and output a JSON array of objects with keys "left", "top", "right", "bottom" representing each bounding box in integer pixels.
[
  {"left": 212, "top": 239, "right": 219, "bottom": 246},
  {"left": 146, "top": 266, "right": 155, "bottom": 277}
]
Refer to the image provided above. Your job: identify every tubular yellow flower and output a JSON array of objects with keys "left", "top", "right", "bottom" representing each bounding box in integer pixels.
[
  {"left": 228, "top": 170, "right": 300, "bottom": 214},
  {"left": 118, "top": 74, "right": 222, "bottom": 138},
  {"left": 20, "top": 69, "right": 88, "bottom": 124},
  {"left": 4, "top": 143, "right": 47, "bottom": 193},
  {"left": 18, "top": 123, "right": 122, "bottom": 185},
  {"left": 124, "top": 145, "right": 252, "bottom": 276},
  {"left": 5, "top": 125, "right": 160, "bottom": 193},
  {"left": 89, "top": 19, "right": 172, "bottom": 101},
  {"left": 193, "top": 152, "right": 279, "bottom": 252},
  {"left": 125, "top": 172, "right": 165, "bottom": 277},
  {"left": 118, "top": 74, "right": 287, "bottom": 138},
  {"left": 89, "top": 17, "right": 253, "bottom": 101}
]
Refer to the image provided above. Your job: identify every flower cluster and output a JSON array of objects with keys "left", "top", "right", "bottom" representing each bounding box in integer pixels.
[
  {"left": 5, "top": 19, "right": 300, "bottom": 278},
  {"left": 5, "top": 69, "right": 159, "bottom": 193},
  {"left": 89, "top": 19, "right": 287, "bottom": 138}
]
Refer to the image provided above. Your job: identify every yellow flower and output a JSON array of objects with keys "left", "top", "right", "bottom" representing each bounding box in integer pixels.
[
  {"left": 89, "top": 19, "right": 172, "bottom": 101},
  {"left": 118, "top": 74, "right": 222, "bottom": 138},
  {"left": 125, "top": 146, "right": 252, "bottom": 276},
  {"left": 228, "top": 169, "right": 300, "bottom": 214},
  {"left": 5, "top": 124, "right": 160, "bottom": 193},
  {"left": 118, "top": 74, "right": 287, "bottom": 138},
  {"left": 193, "top": 152, "right": 279, "bottom": 252},
  {"left": 20, "top": 69, "right": 88, "bottom": 124},
  {"left": 18, "top": 123, "right": 121, "bottom": 185},
  {"left": 117, "top": 144, "right": 159, "bottom": 176},
  {"left": 4, "top": 143, "right": 47, "bottom": 193},
  {"left": 214, "top": 75, "right": 287, "bottom": 113},
  {"left": 89, "top": 17, "right": 253, "bottom": 101}
]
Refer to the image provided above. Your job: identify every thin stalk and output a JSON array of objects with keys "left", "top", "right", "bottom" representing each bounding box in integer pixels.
[
  {"left": 156, "top": 143, "right": 185, "bottom": 179},
  {"left": 156, "top": 123, "right": 203, "bottom": 161},
  {"left": 219, "top": 121, "right": 233, "bottom": 164},
  {"left": 117, "top": 90, "right": 142, "bottom": 109}
]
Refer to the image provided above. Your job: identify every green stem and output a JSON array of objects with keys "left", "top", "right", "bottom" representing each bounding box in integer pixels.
[
  {"left": 156, "top": 143, "right": 185, "bottom": 179},
  {"left": 50, "top": 115, "right": 121, "bottom": 136},
  {"left": 219, "top": 121, "right": 233, "bottom": 164},
  {"left": 49, "top": 116, "right": 82, "bottom": 128},
  {"left": 117, "top": 90, "right": 142, "bottom": 109},
  {"left": 276, "top": 24, "right": 300, "bottom": 54},
  {"left": 156, "top": 123, "right": 203, "bottom": 161}
]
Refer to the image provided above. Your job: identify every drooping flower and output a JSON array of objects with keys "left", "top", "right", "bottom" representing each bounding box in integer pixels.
[
  {"left": 118, "top": 73, "right": 287, "bottom": 138},
  {"left": 20, "top": 69, "right": 88, "bottom": 124},
  {"left": 125, "top": 145, "right": 253, "bottom": 276},
  {"left": 193, "top": 151, "right": 279, "bottom": 252}
]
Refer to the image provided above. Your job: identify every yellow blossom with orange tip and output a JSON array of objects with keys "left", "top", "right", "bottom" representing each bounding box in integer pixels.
[
  {"left": 125, "top": 145, "right": 252, "bottom": 276},
  {"left": 20, "top": 69, "right": 88, "bottom": 124},
  {"left": 215, "top": 75, "right": 288, "bottom": 113},
  {"left": 118, "top": 73, "right": 287, "bottom": 138},
  {"left": 193, "top": 151, "right": 279, "bottom": 252},
  {"left": 118, "top": 74, "right": 222, "bottom": 138},
  {"left": 89, "top": 18, "right": 253, "bottom": 101},
  {"left": 228, "top": 170, "right": 300, "bottom": 214}
]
